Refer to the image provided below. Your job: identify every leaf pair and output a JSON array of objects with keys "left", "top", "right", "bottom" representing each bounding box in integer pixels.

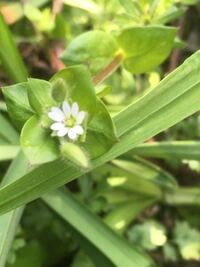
[{"left": 61, "top": 26, "right": 176, "bottom": 75}]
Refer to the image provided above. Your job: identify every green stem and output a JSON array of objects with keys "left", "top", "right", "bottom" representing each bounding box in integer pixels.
[{"left": 92, "top": 52, "right": 124, "bottom": 86}]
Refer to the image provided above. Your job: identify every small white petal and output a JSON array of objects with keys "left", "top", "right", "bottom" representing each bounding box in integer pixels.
[
  {"left": 57, "top": 127, "right": 69, "bottom": 137},
  {"left": 62, "top": 101, "right": 71, "bottom": 117},
  {"left": 77, "top": 111, "right": 85, "bottom": 124},
  {"left": 48, "top": 107, "right": 65, "bottom": 122},
  {"left": 71, "top": 102, "right": 79, "bottom": 117},
  {"left": 50, "top": 122, "right": 65, "bottom": 131},
  {"left": 68, "top": 128, "right": 78, "bottom": 140},
  {"left": 73, "top": 125, "right": 84, "bottom": 135}
]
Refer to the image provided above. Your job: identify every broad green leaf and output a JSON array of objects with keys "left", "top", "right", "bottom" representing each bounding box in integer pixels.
[
  {"left": 20, "top": 115, "right": 59, "bottom": 165},
  {"left": 0, "top": 145, "right": 19, "bottom": 162},
  {"left": 43, "top": 189, "right": 155, "bottom": 267},
  {"left": 0, "top": 113, "right": 19, "bottom": 145},
  {"left": 0, "top": 15, "right": 28, "bottom": 82},
  {"left": 2, "top": 83, "right": 34, "bottom": 129},
  {"left": 83, "top": 99, "right": 118, "bottom": 159},
  {"left": 82, "top": 130, "right": 114, "bottom": 159},
  {"left": 118, "top": 26, "right": 176, "bottom": 73},
  {"left": 87, "top": 99, "right": 117, "bottom": 143},
  {"left": 51, "top": 78, "right": 67, "bottom": 102},
  {"left": 61, "top": 31, "right": 119, "bottom": 75},
  {"left": 50, "top": 65, "right": 96, "bottom": 114},
  {"left": 104, "top": 197, "right": 155, "bottom": 234},
  {"left": 1, "top": 50, "right": 200, "bottom": 214},
  {"left": 132, "top": 141, "right": 200, "bottom": 161},
  {"left": 27, "top": 78, "right": 55, "bottom": 114},
  {"left": 0, "top": 151, "right": 28, "bottom": 267}
]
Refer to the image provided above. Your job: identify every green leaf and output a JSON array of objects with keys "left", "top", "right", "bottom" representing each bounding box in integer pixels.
[
  {"left": 104, "top": 197, "right": 155, "bottom": 234},
  {"left": 0, "top": 151, "right": 28, "bottom": 267},
  {"left": 88, "top": 99, "right": 117, "bottom": 141},
  {"left": 132, "top": 141, "right": 200, "bottom": 161},
  {"left": 51, "top": 78, "right": 67, "bottom": 102},
  {"left": 43, "top": 189, "right": 155, "bottom": 267},
  {"left": 0, "top": 15, "right": 28, "bottom": 82},
  {"left": 154, "top": 6, "right": 185, "bottom": 25},
  {"left": 112, "top": 157, "right": 177, "bottom": 189},
  {"left": 84, "top": 99, "right": 117, "bottom": 158},
  {"left": 0, "top": 113, "right": 19, "bottom": 145},
  {"left": 95, "top": 84, "right": 112, "bottom": 98},
  {"left": 50, "top": 65, "right": 96, "bottom": 114},
  {"left": 20, "top": 115, "right": 59, "bottom": 165},
  {"left": 27, "top": 78, "right": 55, "bottom": 114},
  {"left": 0, "top": 145, "right": 19, "bottom": 162},
  {"left": 118, "top": 26, "right": 176, "bottom": 73},
  {"left": 1, "top": 50, "right": 200, "bottom": 214},
  {"left": 61, "top": 31, "right": 119, "bottom": 75},
  {"left": 2, "top": 83, "right": 34, "bottom": 129}
]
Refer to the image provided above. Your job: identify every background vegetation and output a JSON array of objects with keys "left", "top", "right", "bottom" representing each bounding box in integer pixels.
[{"left": 0, "top": 0, "right": 200, "bottom": 267}]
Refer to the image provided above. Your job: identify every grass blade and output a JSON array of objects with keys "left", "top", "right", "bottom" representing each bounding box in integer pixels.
[
  {"left": 132, "top": 141, "right": 200, "bottom": 160},
  {"left": 0, "top": 113, "right": 19, "bottom": 145},
  {"left": 43, "top": 189, "right": 155, "bottom": 267},
  {"left": 0, "top": 146, "right": 19, "bottom": 162},
  {"left": 0, "top": 151, "right": 28, "bottom": 267},
  {"left": 0, "top": 14, "right": 28, "bottom": 82}
]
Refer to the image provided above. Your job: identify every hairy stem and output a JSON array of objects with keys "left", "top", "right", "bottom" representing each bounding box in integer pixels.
[{"left": 92, "top": 52, "right": 124, "bottom": 86}]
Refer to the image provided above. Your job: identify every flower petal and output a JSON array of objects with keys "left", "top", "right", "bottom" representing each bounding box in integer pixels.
[
  {"left": 77, "top": 111, "right": 85, "bottom": 124},
  {"left": 68, "top": 128, "right": 78, "bottom": 140},
  {"left": 73, "top": 125, "right": 84, "bottom": 135},
  {"left": 71, "top": 102, "right": 79, "bottom": 117},
  {"left": 57, "top": 127, "right": 69, "bottom": 137},
  {"left": 48, "top": 107, "right": 65, "bottom": 122},
  {"left": 62, "top": 101, "right": 71, "bottom": 117},
  {"left": 50, "top": 122, "right": 65, "bottom": 131}
]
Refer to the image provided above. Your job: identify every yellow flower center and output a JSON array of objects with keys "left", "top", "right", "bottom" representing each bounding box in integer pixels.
[{"left": 64, "top": 116, "right": 76, "bottom": 127}]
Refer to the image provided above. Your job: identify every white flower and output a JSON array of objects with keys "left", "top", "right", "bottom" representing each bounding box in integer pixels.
[{"left": 48, "top": 101, "right": 86, "bottom": 140}]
